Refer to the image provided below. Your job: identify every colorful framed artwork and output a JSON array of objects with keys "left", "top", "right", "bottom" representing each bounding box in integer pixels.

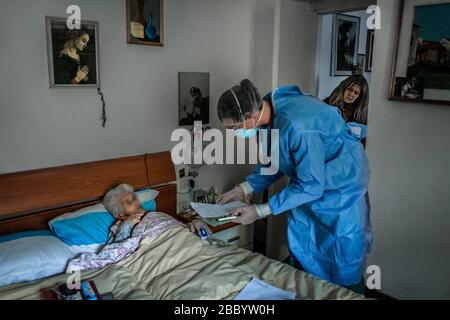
[
  {"left": 46, "top": 16, "right": 100, "bottom": 88},
  {"left": 389, "top": 0, "right": 450, "bottom": 104},
  {"left": 126, "top": 0, "right": 163, "bottom": 46},
  {"left": 331, "top": 13, "right": 360, "bottom": 76}
]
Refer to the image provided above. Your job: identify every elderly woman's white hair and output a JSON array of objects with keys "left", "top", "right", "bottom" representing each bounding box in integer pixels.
[{"left": 103, "top": 183, "right": 134, "bottom": 217}]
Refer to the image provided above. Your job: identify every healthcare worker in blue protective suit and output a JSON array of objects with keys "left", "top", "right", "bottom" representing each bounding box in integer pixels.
[{"left": 217, "top": 79, "right": 372, "bottom": 291}]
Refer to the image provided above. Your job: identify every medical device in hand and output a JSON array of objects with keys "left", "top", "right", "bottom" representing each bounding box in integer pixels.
[
  {"left": 199, "top": 227, "right": 209, "bottom": 240},
  {"left": 216, "top": 216, "right": 237, "bottom": 222}
]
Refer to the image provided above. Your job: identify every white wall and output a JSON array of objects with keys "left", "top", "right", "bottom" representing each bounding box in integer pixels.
[
  {"left": 275, "top": 0, "right": 318, "bottom": 94},
  {"left": 317, "top": 10, "right": 372, "bottom": 100},
  {"left": 252, "top": 0, "right": 276, "bottom": 95},
  {"left": 366, "top": 0, "right": 450, "bottom": 299},
  {"left": 0, "top": 0, "right": 277, "bottom": 194},
  {"left": 265, "top": 0, "right": 319, "bottom": 261}
]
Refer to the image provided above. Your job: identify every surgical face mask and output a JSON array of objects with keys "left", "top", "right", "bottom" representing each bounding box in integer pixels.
[
  {"left": 235, "top": 119, "right": 259, "bottom": 138},
  {"left": 229, "top": 89, "right": 265, "bottom": 139}
]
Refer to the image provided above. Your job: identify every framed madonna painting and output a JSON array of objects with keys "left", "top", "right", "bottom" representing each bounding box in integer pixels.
[{"left": 46, "top": 16, "right": 100, "bottom": 88}]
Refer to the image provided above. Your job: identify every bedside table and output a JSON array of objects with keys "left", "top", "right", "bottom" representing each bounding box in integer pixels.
[
  {"left": 175, "top": 212, "right": 254, "bottom": 250},
  {"left": 210, "top": 224, "right": 254, "bottom": 250}
]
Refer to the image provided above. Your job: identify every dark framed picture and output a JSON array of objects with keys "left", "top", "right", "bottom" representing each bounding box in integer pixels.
[
  {"left": 178, "top": 72, "right": 210, "bottom": 126},
  {"left": 389, "top": 0, "right": 450, "bottom": 105},
  {"left": 193, "top": 190, "right": 208, "bottom": 204},
  {"left": 393, "top": 77, "right": 424, "bottom": 100},
  {"left": 331, "top": 14, "right": 360, "bottom": 76},
  {"left": 365, "top": 29, "right": 375, "bottom": 72},
  {"left": 126, "top": 0, "right": 163, "bottom": 46},
  {"left": 46, "top": 16, "right": 100, "bottom": 88}
]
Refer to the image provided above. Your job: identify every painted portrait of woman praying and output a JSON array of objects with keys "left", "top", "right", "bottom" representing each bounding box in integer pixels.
[{"left": 46, "top": 16, "right": 100, "bottom": 88}]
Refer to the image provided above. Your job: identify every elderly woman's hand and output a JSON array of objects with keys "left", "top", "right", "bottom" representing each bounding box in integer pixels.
[
  {"left": 188, "top": 219, "right": 212, "bottom": 237},
  {"left": 125, "top": 216, "right": 140, "bottom": 226},
  {"left": 124, "top": 212, "right": 143, "bottom": 226},
  {"left": 134, "top": 208, "right": 146, "bottom": 218}
]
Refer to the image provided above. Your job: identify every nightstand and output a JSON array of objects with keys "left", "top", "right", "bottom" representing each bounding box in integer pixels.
[
  {"left": 175, "top": 212, "right": 254, "bottom": 250},
  {"left": 210, "top": 223, "right": 254, "bottom": 250}
]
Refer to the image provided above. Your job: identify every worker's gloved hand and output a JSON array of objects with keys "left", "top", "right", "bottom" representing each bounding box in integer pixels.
[
  {"left": 217, "top": 186, "right": 246, "bottom": 204},
  {"left": 231, "top": 204, "right": 272, "bottom": 225},
  {"left": 231, "top": 206, "right": 259, "bottom": 225},
  {"left": 188, "top": 219, "right": 212, "bottom": 237}
]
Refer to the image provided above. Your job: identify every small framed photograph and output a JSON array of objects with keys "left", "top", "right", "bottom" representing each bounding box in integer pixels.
[
  {"left": 46, "top": 16, "right": 100, "bottom": 88},
  {"left": 193, "top": 190, "right": 208, "bottom": 204},
  {"left": 331, "top": 13, "right": 360, "bottom": 76},
  {"left": 179, "top": 72, "right": 210, "bottom": 126},
  {"left": 126, "top": 0, "right": 163, "bottom": 46},
  {"left": 393, "top": 77, "right": 424, "bottom": 100}
]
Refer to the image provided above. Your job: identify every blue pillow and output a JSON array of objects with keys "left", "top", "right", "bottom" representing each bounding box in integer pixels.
[
  {"left": 0, "top": 230, "right": 74, "bottom": 287},
  {"left": 49, "top": 203, "right": 115, "bottom": 254},
  {"left": 136, "top": 188, "right": 158, "bottom": 212}
]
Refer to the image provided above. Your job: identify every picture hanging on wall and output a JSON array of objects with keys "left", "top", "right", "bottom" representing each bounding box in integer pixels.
[
  {"left": 331, "top": 14, "right": 360, "bottom": 77},
  {"left": 126, "top": 0, "right": 163, "bottom": 46},
  {"left": 355, "top": 54, "right": 366, "bottom": 75},
  {"left": 365, "top": 29, "right": 375, "bottom": 72},
  {"left": 46, "top": 16, "right": 100, "bottom": 88},
  {"left": 393, "top": 76, "right": 424, "bottom": 100},
  {"left": 389, "top": 0, "right": 450, "bottom": 104},
  {"left": 178, "top": 72, "right": 210, "bottom": 126}
]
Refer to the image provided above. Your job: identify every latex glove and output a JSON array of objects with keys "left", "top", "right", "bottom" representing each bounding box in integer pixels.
[
  {"left": 231, "top": 205, "right": 260, "bottom": 225},
  {"left": 217, "top": 186, "right": 246, "bottom": 205},
  {"left": 188, "top": 219, "right": 212, "bottom": 237},
  {"left": 231, "top": 204, "right": 272, "bottom": 225}
]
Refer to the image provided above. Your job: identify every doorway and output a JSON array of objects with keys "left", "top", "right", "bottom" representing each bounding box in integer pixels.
[{"left": 315, "top": 8, "right": 375, "bottom": 144}]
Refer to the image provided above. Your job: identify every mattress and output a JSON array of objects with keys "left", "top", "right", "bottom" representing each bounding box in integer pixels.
[{"left": 0, "top": 225, "right": 363, "bottom": 300}]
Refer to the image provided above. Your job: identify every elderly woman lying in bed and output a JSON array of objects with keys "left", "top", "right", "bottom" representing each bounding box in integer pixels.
[
  {"left": 66, "top": 184, "right": 211, "bottom": 272},
  {"left": 103, "top": 183, "right": 211, "bottom": 243}
]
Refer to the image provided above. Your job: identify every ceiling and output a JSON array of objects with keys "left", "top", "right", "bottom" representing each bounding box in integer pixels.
[{"left": 295, "top": 0, "right": 377, "bottom": 13}]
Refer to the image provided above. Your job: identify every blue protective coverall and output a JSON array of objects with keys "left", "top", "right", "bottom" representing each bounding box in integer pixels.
[{"left": 247, "top": 86, "right": 372, "bottom": 286}]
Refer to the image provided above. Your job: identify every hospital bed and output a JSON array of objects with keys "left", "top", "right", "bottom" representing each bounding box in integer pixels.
[{"left": 0, "top": 152, "right": 363, "bottom": 300}]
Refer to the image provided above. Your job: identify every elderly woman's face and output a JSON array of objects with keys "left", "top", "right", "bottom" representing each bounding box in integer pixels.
[
  {"left": 75, "top": 34, "right": 90, "bottom": 51},
  {"left": 119, "top": 192, "right": 141, "bottom": 217}
]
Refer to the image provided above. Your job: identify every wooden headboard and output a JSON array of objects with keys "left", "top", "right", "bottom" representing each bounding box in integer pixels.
[{"left": 0, "top": 152, "right": 177, "bottom": 235}]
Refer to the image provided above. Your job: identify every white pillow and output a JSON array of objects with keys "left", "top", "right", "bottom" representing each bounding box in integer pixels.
[{"left": 0, "top": 230, "right": 75, "bottom": 287}]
